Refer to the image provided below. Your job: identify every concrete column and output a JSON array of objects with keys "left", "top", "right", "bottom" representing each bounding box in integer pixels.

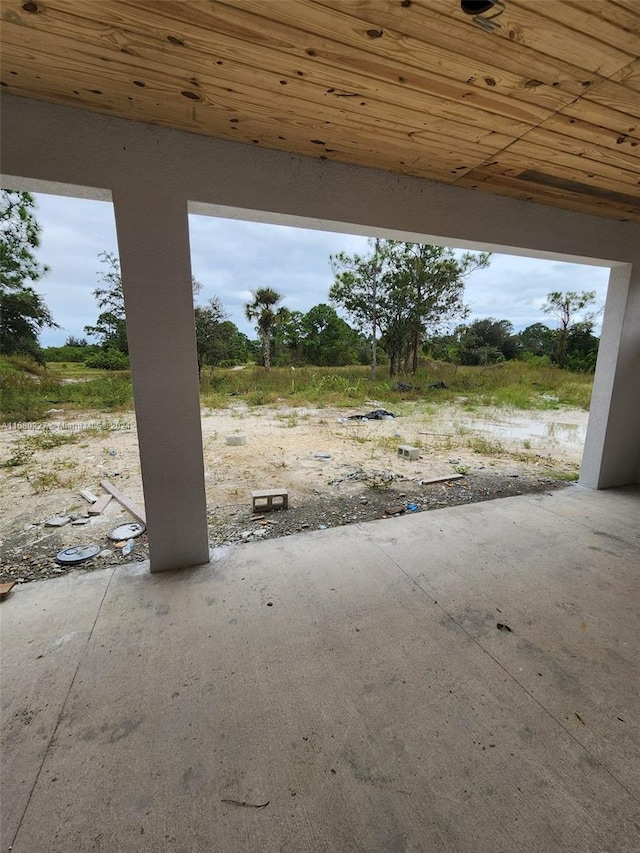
[
  {"left": 111, "top": 184, "right": 209, "bottom": 571},
  {"left": 581, "top": 262, "right": 640, "bottom": 489}
]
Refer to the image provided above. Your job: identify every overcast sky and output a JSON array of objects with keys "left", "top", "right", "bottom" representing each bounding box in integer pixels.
[{"left": 32, "top": 193, "right": 609, "bottom": 348}]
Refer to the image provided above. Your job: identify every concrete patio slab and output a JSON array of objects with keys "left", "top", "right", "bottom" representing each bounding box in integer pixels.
[{"left": 1, "top": 487, "right": 638, "bottom": 852}]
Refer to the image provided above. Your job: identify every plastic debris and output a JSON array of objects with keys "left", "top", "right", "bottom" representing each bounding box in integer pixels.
[
  {"left": 122, "top": 539, "right": 135, "bottom": 557},
  {"left": 56, "top": 544, "right": 101, "bottom": 565},
  {"left": 345, "top": 409, "right": 396, "bottom": 421},
  {"left": 108, "top": 522, "right": 146, "bottom": 541}
]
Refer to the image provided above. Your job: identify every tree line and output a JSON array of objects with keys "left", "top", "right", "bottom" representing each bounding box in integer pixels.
[{"left": 1, "top": 191, "right": 600, "bottom": 375}]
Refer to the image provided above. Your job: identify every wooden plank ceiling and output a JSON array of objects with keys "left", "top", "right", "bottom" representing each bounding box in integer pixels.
[{"left": 1, "top": 0, "right": 639, "bottom": 222}]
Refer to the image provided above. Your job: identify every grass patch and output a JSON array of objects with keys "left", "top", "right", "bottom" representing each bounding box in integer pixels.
[
  {"left": 1, "top": 357, "right": 133, "bottom": 422},
  {"left": 200, "top": 362, "right": 593, "bottom": 413},
  {"left": 546, "top": 469, "right": 580, "bottom": 482},
  {"left": 1, "top": 429, "right": 80, "bottom": 468},
  {"left": 2, "top": 358, "right": 594, "bottom": 424},
  {"left": 468, "top": 436, "right": 504, "bottom": 456}
]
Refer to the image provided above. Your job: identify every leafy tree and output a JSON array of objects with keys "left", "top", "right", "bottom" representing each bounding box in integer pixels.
[
  {"left": 565, "top": 321, "right": 599, "bottom": 373},
  {"left": 211, "top": 321, "right": 251, "bottom": 367},
  {"left": 0, "top": 190, "right": 56, "bottom": 362},
  {"left": 331, "top": 240, "right": 489, "bottom": 377},
  {"left": 194, "top": 296, "right": 228, "bottom": 373},
  {"left": 65, "top": 335, "right": 88, "bottom": 347},
  {"left": 457, "top": 318, "right": 517, "bottom": 365},
  {"left": 195, "top": 297, "right": 249, "bottom": 370},
  {"left": 301, "top": 303, "right": 363, "bottom": 366},
  {"left": 424, "top": 331, "right": 461, "bottom": 363},
  {"left": 515, "top": 322, "right": 555, "bottom": 359},
  {"left": 84, "top": 252, "right": 128, "bottom": 353},
  {"left": 272, "top": 308, "right": 305, "bottom": 365},
  {"left": 384, "top": 243, "right": 490, "bottom": 375},
  {"left": 542, "top": 290, "right": 596, "bottom": 368},
  {"left": 86, "top": 252, "right": 203, "bottom": 358},
  {"left": 244, "top": 287, "right": 283, "bottom": 370},
  {"left": 329, "top": 238, "right": 385, "bottom": 379}
]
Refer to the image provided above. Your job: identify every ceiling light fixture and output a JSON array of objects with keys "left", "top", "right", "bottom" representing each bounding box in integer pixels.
[{"left": 460, "top": 0, "right": 505, "bottom": 33}]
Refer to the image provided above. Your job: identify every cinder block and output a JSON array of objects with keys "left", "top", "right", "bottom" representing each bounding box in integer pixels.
[
  {"left": 226, "top": 434, "right": 247, "bottom": 446},
  {"left": 252, "top": 489, "right": 289, "bottom": 512},
  {"left": 397, "top": 444, "right": 420, "bottom": 461}
]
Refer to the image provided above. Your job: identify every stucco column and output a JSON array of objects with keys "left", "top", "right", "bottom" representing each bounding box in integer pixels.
[
  {"left": 111, "top": 185, "right": 209, "bottom": 571},
  {"left": 581, "top": 261, "right": 640, "bottom": 488}
]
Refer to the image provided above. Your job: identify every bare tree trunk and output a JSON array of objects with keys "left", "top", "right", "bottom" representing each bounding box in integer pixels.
[
  {"left": 371, "top": 238, "right": 379, "bottom": 381},
  {"left": 263, "top": 330, "right": 271, "bottom": 370},
  {"left": 371, "top": 321, "right": 377, "bottom": 381},
  {"left": 411, "top": 326, "right": 420, "bottom": 375}
]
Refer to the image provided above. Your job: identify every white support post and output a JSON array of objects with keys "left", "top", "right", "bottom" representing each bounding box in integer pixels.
[
  {"left": 112, "top": 185, "right": 209, "bottom": 571},
  {"left": 581, "top": 262, "right": 640, "bottom": 489}
]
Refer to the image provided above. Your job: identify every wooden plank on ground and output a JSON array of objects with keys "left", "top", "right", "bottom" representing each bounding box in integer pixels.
[
  {"left": 80, "top": 489, "right": 98, "bottom": 504},
  {"left": 419, "top": 474, "right": 464, "bottom": 485},
  {"left": 100, "top": 480, "right": 146, "bottom": 524},
  {"left": 87, "top": 494, "right": 113, "bottom": 516},
  {"left": 0, "top": 581, "right": 16, "bottom": 599}
]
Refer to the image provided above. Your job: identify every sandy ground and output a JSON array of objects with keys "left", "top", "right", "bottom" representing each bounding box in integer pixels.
[{"left": 0, "top": 401, "right": 586, "bottom": 582}]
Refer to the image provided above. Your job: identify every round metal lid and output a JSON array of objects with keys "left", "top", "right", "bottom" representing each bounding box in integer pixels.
[
  {"left": 108, "top": 522, "right": 146, "bottom": 541},
  {"left": 56, "top": 544, "right": 101, "bottom": 565}
]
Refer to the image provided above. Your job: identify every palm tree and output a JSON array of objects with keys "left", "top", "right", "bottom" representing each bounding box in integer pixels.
[{"left": 245, "top": 287, "right": 283, "bottom": 370}]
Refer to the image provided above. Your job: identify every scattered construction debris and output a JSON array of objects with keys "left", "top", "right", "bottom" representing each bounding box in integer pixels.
[
  {"left": 226, "top": 434, "right": 247, "bottom": 446},
  {"left": 397, "top": 445, "right": 420, "bottom": 461},
  {"left": 45, "top": 516, "right": 71, "bottom": 527},
  {"left": 100, "top": 479, "right": 146, "bottom": 524},
  {"left": 0, "top": 581, "right": 16, "bottom": 599},
  {"left": 385, "top": 505, "right": 406, "bottom": 516},
  {"left": 88, "top": 494, "right": 112, "bottom": 516},
  {"left": 344, "top": 409, "right": 396, "bottom": 421},
  {"left": 56, "top": 544, "right": 101, "bottom": 566},
  {"left": 80, "top": 489, "right": 99, "bottom": 504},
  {"left": 108, "top": 522, "right": 146, "bottom": 541},
  {"left": 419, "top": 474, "right": 464, "bottom": 485},
  {"left": 252, "top": 489, "right": 289, "bottom": 513}
]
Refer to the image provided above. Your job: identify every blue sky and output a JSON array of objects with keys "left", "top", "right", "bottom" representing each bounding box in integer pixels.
[{"left": 32, "top": 193, "right": 609, "bottom": 347}]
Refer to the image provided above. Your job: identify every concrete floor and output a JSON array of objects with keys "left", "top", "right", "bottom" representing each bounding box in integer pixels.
[{"left": 1, "top": 486, "right": 639, "bottom": 853}]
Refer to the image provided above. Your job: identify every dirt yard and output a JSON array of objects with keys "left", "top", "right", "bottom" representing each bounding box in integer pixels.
[{"left": 0, "top": 401, "right": 587, "bottom": 583}]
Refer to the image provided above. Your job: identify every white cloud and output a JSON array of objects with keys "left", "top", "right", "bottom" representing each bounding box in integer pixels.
[{"left": 32, "top": 193, "right": 610, "bottom": 347}]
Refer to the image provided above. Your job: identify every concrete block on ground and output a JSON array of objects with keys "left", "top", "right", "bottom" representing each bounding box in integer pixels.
[
  {"left": 252, "top": 489, "right": 289, "bottom": 512},
  {"left": 397, "top": 444, "right": 420, "bottom": 461},
  {"left": 226, "top": 434, "right": 247, "bottom": 446}
]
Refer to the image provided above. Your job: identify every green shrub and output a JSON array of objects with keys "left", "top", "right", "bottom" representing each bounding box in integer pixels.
[{"left": 85, "top": 349, "right": 130, "bottom": 370}]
